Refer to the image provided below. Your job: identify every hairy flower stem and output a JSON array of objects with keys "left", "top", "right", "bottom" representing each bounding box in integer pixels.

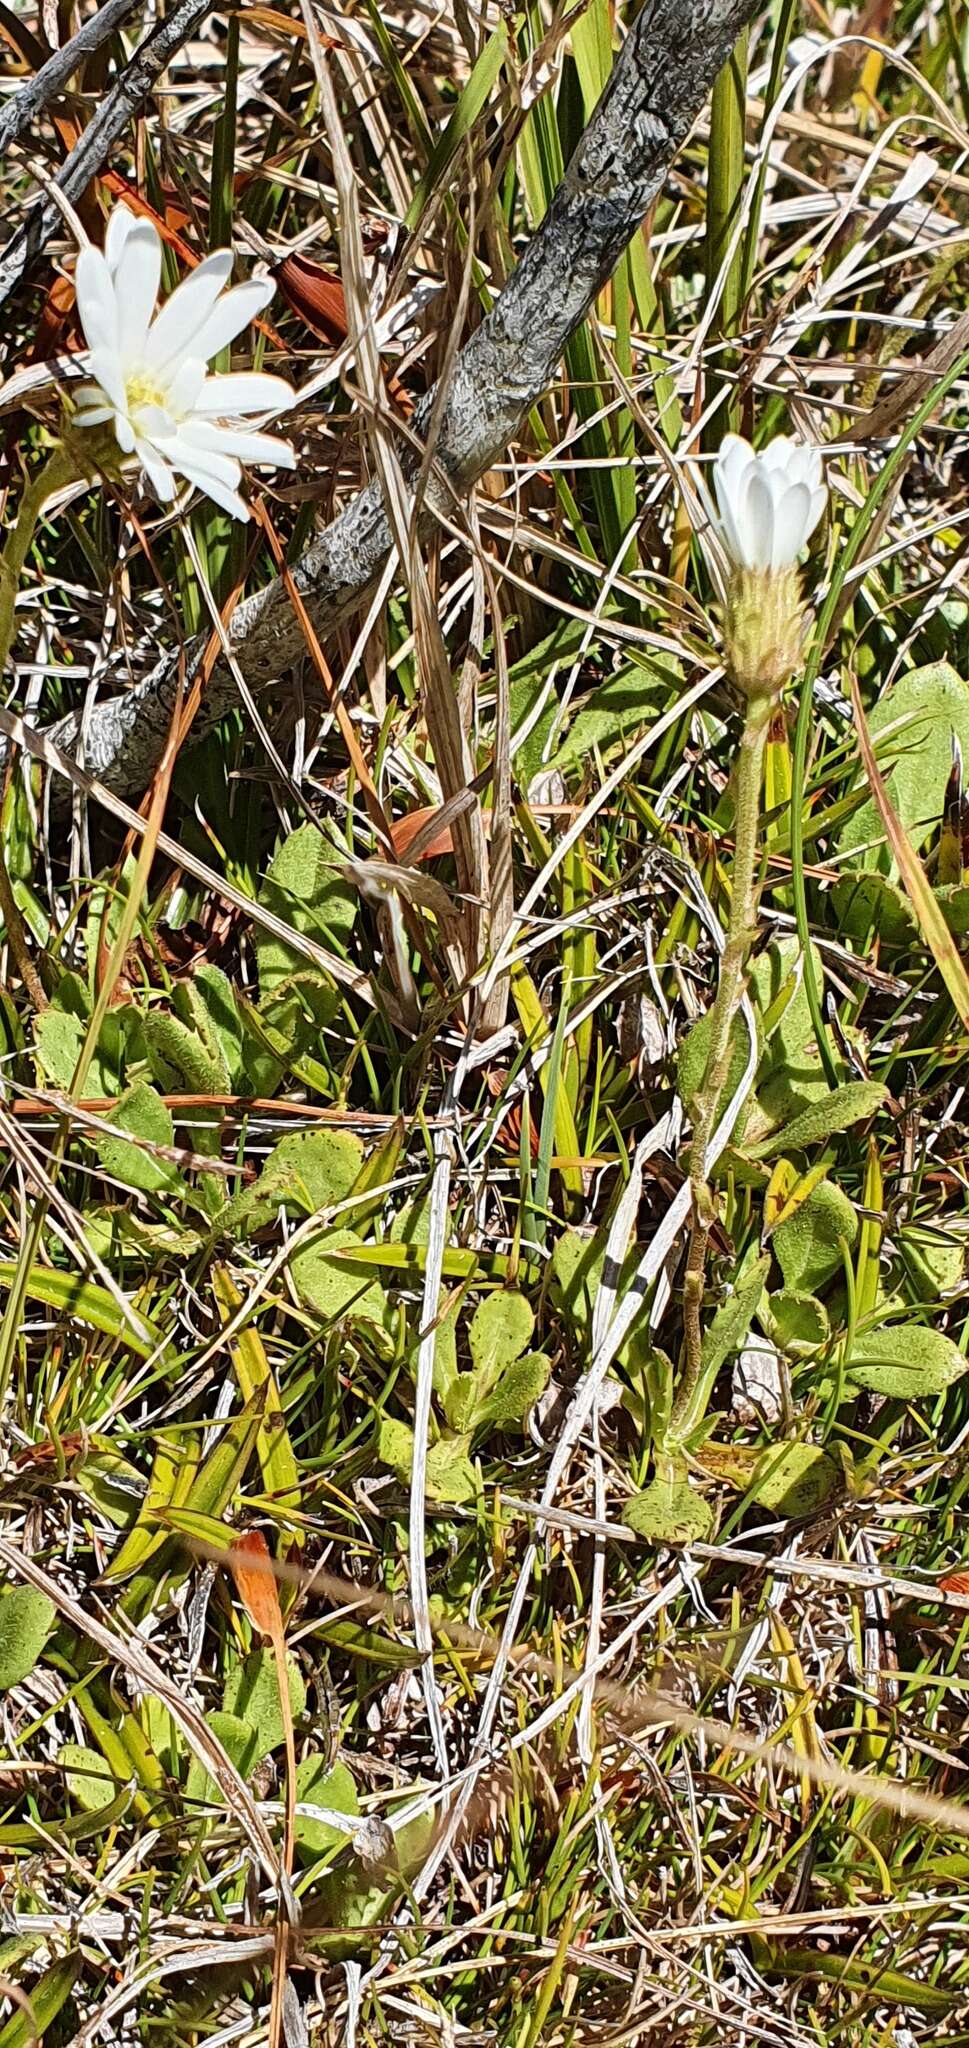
[
  {"left": 673, "top": 687, "right": 772, "bottom": 1433},
  {"left": 0, "top": 445, "right": 79, "bottom": 679}
]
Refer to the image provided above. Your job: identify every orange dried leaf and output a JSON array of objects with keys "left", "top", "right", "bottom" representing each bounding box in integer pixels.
[
  {"left": 391, "top": 807, "right": 456, "bottom": 862},
  {"left": 392, "top": 805, "right": 494, "bottom": 863},
  {"left": 275, "top": 255, "right": 348, "bottom": 348},
  {"left": 229, "top": 1529, "right": 284, "bottom": 1640}
]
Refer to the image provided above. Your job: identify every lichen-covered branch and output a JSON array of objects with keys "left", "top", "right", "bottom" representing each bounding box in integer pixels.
[
  {"left": 41, "top": 0, "right": 760, "bottom": 800},
  {"left": 0, "top": 0, "right": 216, "bottom": 314},
  {"left": 0, "top": 0, "right": 141, "bottom": 164}
]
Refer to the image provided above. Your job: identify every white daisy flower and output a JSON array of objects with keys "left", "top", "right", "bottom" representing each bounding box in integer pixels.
[
  {"left": 72, "top": 202, "right": 296, "bottom": 521},
  {"left": 712, "top": 433, "right": 826, "bottom": 575}
]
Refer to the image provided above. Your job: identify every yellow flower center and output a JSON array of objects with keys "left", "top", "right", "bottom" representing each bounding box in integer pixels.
[{"left": 124, "top": 372, "right": 167, "bottom": 413}]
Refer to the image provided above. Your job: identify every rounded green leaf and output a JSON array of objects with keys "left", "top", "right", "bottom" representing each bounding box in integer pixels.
[
  {"left": 678, "top": 1007, "right": 753, "bottom": 1126},
  {"left": 468, "top": 1291, "right": 534, "bottom": 1384},
  {"left": 59, "top": 1741, "right": 117, "bottom": 1814},
  {"left": 753, "top": 937, "right": 835, "bottom": 1122},
  {"left": 464, "top": 1351, "right": 552, "bottom": 1435},
  {"left": 223, "top": 1649, "right": 306, "bottom": 1760},
  {"left": 294, "top": 1756, "right": 360, "bottom": 1858},
  {"left": 899, "top": 1230, "right": 965, "bottom": 1302},
  {"left": 264, "top": 1129, "right": 365, "bottom": 1213},
  {"left": 425, "top": 1436, "right": 477, "bottom": 1503},
  {"left": 256, "top": 824, "right": 358, "bottom": 993},
  {"left": 753, "top": 1082, "right": 887, "bottom": 1159},
  {"left": 378, "top": 1418, "right": 476, "bottom": 1503},
  {"left": 550, "top": 1228, "right": 604, "bottom": 1337},
  {"left": 830, "top": 869, "right": 915, "bottom": 945},
  {"left": 751, "top": 1442, "right": 844, "bottom": 1517},
  {"left": 623, "top": 1474, "right": 713, "bottom": 1545},
  {"left": 774, "top": 1180, "right": 857, "bottom": 1293},
  {"left": 291, "top": 1227, "right": 394, "bottom": 1353},
  {"left": 97, "top": 1082, "right": 178, "bottom": 1195},
  {"left": 846, "top": 1324, "right": 968, "bottom": 1399},
  {"left": 701, "top": 1255, "right": 771, "bottom": 1378},
  {"left": 771, "top": 1291, "right": 830, "bottom": 1356},
  {"left": 185, "top": 1712, "right": 259, "bottom": 1814},
  {"left": 837, "top": 662, "right": 969, "bottom": 872},
  {"left": 0, "top": 1587, "right": 55, "bottom": 1690}
]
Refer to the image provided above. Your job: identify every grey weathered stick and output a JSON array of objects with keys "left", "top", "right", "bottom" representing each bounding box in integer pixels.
[
  {"left": 0, "top": 0, "right": 141, "bottom": 164},
  {"left": 42, "top": 0, "right": 760, "bottom": 796},
  {"left": 0, "top": 0, "right": 215, "bottom": 312}
]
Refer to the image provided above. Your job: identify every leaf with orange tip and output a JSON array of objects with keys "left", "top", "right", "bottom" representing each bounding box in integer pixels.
[
  {"left": 229, "top": 1530, "right": 296, "bottom": 1899},
  {"left": 229, "top": 1529, "right": 283, "bottom": 1640},
  {"left": 230, "top": 1530, "right": 296, "bottom": 2048}
]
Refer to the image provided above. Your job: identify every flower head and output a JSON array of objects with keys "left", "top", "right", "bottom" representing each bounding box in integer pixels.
[
  {"left": 72, "top": 203, "right": 296, "bottom": 521},
  {"left": 696, "top": 433, "right": 829, "bottom": 698},
  {"left": 712, "top": 433, "right": 825, "bottom": 575}
]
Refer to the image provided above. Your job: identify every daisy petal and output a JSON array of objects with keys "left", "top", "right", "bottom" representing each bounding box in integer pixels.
[
  {"left": 171, "top": 456, "right": 251, "bottom": 521},
  {"left": 165, "top": 357, "right": 206, "bottom": 416},
  {"left": 73, "top": 404, "right": 115, "bottom": 428},
  {"left": 143, "top": 251, "right": 234, "bottom": 376},
  {"left": 194, "top": 371, "right": 295, "bottom": 417},
  {"left": 116, "top": 221, "right": 162, "bottom": 368},
  {"left": 134, "top": 438, "right": 177, "bottom": 502},
  {"left": 73, "top": 382, "right": 115, "bottom": 423},
  {"left": 805, "top": 485, "right": 826, "bottom": 541},
  {"left": 181, "top": 419, "right": 296, "bottom": 468},
  {"left": 134, "top": 403, "right": 180, "bottom": 440},
  {"left": 764, "top": 461, "right": 792, "bottom": 510},
  {"left": 712, "top": 489, "right": 745, "bottom": 570},
  {"left": 189, "top": 278, "right": 276, "bottom": 365},
  {"left": 718, "top": 432, "right": 755, "bottom": 474},
  {"left": 715, "top": 434, "right": 754, "bottom": 513},
  {"left": 85, "top": 347, "right": 127, "bottom": 415},
  {"left": 114, "top": 412, "right": 136, "bottom": 456},
  {"left": 762, "top": 435, "right": 797, "bottom": 473},
  {"left": 105, "top": 202, "right": 139, "bottom": 275},
  {"left": 782, "top": 442, "right": 821, "bottom": 491},
  {"left": 771, "top": 482, "right": 811, "bottom": 569},
  {"left": 742, "top": 469, "right": 774, "bottom": 570},
  {"left": 165, "top": 430, "right": 243, "bottom": 491},
  {"left": 75, "top": 247, "right": 118, "bottom": 356}
]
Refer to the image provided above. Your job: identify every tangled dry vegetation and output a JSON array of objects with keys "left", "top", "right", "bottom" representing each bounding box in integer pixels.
[{"left": 1, "top": 1, "right": 969, "bottom": 2043}]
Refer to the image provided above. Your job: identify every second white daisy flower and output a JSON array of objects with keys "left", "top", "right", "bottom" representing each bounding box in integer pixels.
[{"left": 72, "top": 202, "right": 296, "bottom": 521}]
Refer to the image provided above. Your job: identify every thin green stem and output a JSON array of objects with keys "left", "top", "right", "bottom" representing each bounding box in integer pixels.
[{"left": 673, "top": 687, "right": 771, "bottom": 1431}]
